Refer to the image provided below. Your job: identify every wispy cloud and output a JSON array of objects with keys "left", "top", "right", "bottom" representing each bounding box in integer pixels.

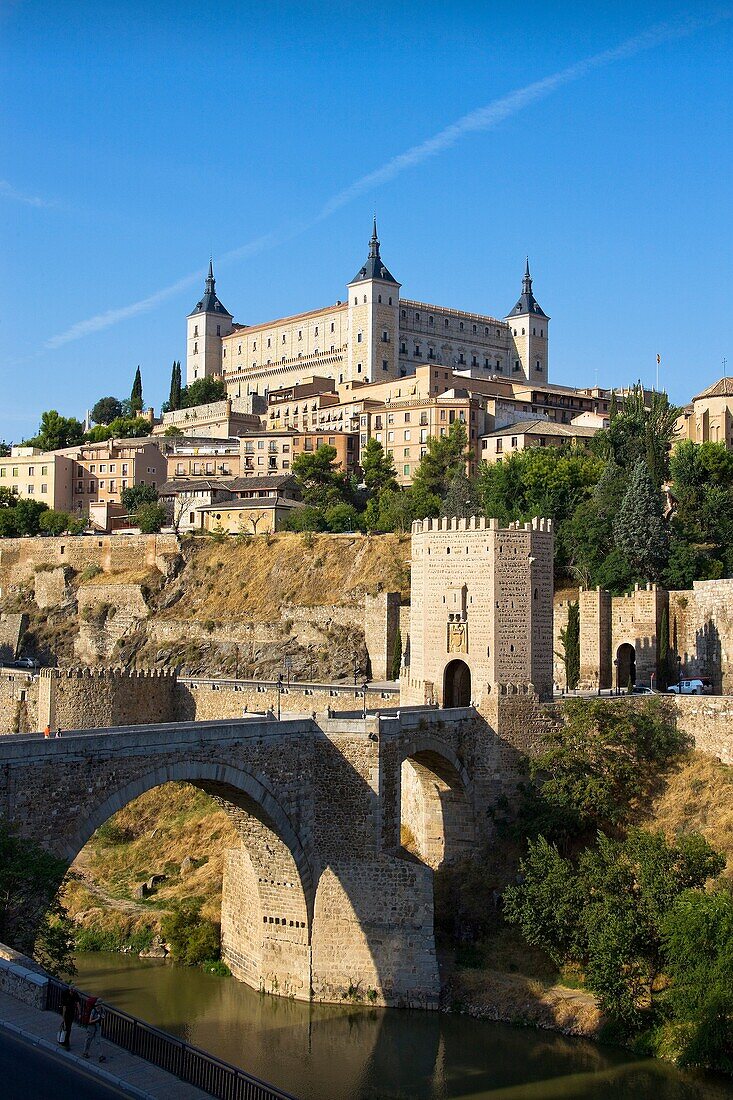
[
  {"left": 42, "top": 10, "right": 730, "bottom": 350},
  {"left": 0, "top": 179, "right": 56, "bottom": 208}
]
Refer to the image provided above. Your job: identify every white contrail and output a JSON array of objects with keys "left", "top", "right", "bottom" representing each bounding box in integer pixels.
[
  {"left": 0, "top": 179, "right": 56, "bottom": 208},
  {"left": 42, "top": 11, "right": 729, "bottom": 350}
]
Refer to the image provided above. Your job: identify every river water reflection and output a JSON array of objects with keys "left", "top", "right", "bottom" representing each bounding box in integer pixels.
[{"left": 74, "top": 954, "right": 733, "bottom": 1100}]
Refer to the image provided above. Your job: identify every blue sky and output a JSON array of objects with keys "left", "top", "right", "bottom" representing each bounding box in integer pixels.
[{"left": 1, "top": 1, "right": 732, "bottom": 443}]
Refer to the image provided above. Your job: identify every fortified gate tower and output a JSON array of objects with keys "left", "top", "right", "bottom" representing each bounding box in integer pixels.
[{"left": 401, "top": 516, "right": 554, "bottom": 707}]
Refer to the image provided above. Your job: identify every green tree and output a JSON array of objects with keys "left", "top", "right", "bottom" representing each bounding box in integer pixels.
[
  {"left": 85, "top": 416, "right": 151, "bottom": 443},
  {"left": 26, "top": 410, "right": 85, "bottom": 451},
  {"left": 91, "top": 397, "right": 123, "bottom": 425},
  {"left": 0, "top": 509, "right": 17, "bottom": 536},
  {"left": 325, "top": 503, "right": 361, "bottom": 532},
  {"left": 361, "top": 438, "right": 397, "bottom": 494},
  {"left": 38, "top": 509, "right": 71, "bottom": 536},
  {"left": 0, "top": 441, "right": 10, "bottom": 457},
  {"left": 504, "top": 828, "right": 724, "bottom": 1032},
  {"left": 130, "top": 366, "right": 143, "bottom": 414},
  {"left": 163, "top": 425, "right": 184, "bottom": 438},
  {"left": 161, "top": 900, "right": 220, "bottom": 966},
  {"left": 412, "top": 419, "right": 469, "bottom": 499},
  {"left": 662, "top": 887, "right": 733, "bottom": 1072},
  {"left": 657, "top": 605, "right": 672, "bottom": 690},
  {"left": 527, "top": 696, "right": 692, "bottom": 839},
  {"left": 391, "top": 627, "right": 403, "bottom": 681},
  {"left": 613, "top": 460, "right": 669, "bottom": 582},
  {"left": 0, "top": 823, "right": 75, "bottom": 979},
  {"left": 443, "top": 472, "right": 482, "bottom": 519},
  {"left": 121, "top": 484, "right": 158, "bottom": 512},
  {"left": 559, "top": 601, "right": 580, "bottom": 689},
  {"left": 133, "top": 502, "right": 167, "bottom": 533},
  {"left": 597, "top": 384, "right": 679, "bottom": 488},
  {"left": 563, "top": 460, "right": 632, "bottom": 591},
  {"left": 291, "top": 444, "right": 350, "bottom": 509},
  {"left": 168, "top": 361, "right": 183, "bottom": 411},
  {"left": 180, "top": 377, "right": 226, "bottom": 409},
  {"left": 0, "top": 486, "right": 18, "bottom": 508},
  {"left": 14, "top": 498, "right": 48, "bottom": 536},
  {"left": 283, "top": 505, "right": 328, "bottom": 532}
]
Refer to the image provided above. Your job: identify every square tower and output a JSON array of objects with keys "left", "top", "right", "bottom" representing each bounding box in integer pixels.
[
  {"left": 346, "top": 219, "right": 401, "bottom": 384},
  {"left": 505, "top": 260, "right": 549, "bottom": 383},
  {"left": 186, "top": 262, "right": 234, "bottom": 385},
  {"left": 402, "top": 515, "right": 554, "bottom": 707}
]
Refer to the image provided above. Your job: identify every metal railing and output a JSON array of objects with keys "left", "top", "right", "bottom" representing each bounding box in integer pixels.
[{"left": 47, "top": 978, "right": 297, "bottom": 1100}]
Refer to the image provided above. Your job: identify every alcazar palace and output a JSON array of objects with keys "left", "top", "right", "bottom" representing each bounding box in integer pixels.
[{"left": 187, "top": 219, "right": 549, "bottom": 395}]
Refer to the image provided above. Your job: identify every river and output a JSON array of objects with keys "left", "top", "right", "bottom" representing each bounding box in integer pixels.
[{"left": 74, "top": 954, "right": 733, "bottom": 1100}]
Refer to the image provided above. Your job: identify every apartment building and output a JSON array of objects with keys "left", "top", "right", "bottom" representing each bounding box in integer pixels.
[
  {"left": 239, "top": 430, "right": 358, "bottom": 478},
  {"left": 0, "top": 448, "right": 75, "bottom": 511}
]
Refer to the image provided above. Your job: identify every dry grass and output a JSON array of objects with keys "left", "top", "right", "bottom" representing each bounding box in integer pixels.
[
  {"left": 161, "top": 532, "right": 411, "bottom": 622},
  {"left": 648, "top": 751, "right": 733, "bottom": 879}
]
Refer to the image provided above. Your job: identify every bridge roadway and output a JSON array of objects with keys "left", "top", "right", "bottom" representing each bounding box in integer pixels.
[{"left": 0, "top": 702, "right": 536, "bottom": 1009}]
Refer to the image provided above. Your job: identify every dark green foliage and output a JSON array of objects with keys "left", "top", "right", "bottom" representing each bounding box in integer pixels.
[
  {"left": 665, "top": 441, "right": 733, "bottom": 584},
  {"left": 661, "top": 887, "right": 733, "bottom": 1072},
  {"left": 360, "top": 438, "right": 397, "bottom": 494},
  {"left": 559, "top": 601, "right": 580, "bottom": 689},
  {"left": 657, "top": 606, "right": 672, "bottom": 691},
  {"left": 443, "top": 472, "right": 482, "bottom": 520},
  {"left": 130, "top": 366, "right": 143, "bottom": 414},
  {"left": 121, "top": 484, "right": 158, "bottom": 512},
  {"left": 324, "top": 503, "right": 361, "bottom": 532},
  {"left": 0, "top": 822, "right": 75, "bottom": 979},
  {"left": 91, "top": 397, "right": 123, "bottom": 425},
  {"left": 613, "top": 461, "right": 668, "bottom": 582},
  {"left": 25, "top": 410, "right": 85, "bottom": 451},
  {"left": 528, "top": 697, "right": 692, "bottom": 839},
  {"left": 412, "top": 419, "right": 469, "bottom": 499},
  {"left": 596, "top": 383, "right": 679, "bottom": 488},
  {"left": 161, "top": 900, "right": 220, "bottom": 966},
  {"left": 134, "top": 502, "right": 167, "bottom": 533},
  {"left": 84, "top": 416, "right": 151, "bottom": 442},
  {"left": 283, "top": 506, "right": 328, "bottom": 532},
  {"left": 179, "top": 376, "right": 226, "bottom": 409},
  {"left": 168, "top": 361, "right": 183, "bottom": 411},
  {"left": 38, "top": 509, "right": 72, "bottom": 536},
  {"left": 14, "top": 498, "right": 49, "bottom": 535},
  {"left": 291, "top": 444, "right": 353, "bottom": 510},
  {"left": 504, "top": 828, "right": 724, "bottom": 1032},
  {"left": 391, "top": 627, "right": 402, "bottom": 681}
]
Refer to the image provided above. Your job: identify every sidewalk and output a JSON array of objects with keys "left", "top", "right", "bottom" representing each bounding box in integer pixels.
[{"left": 0, "top": 989, "right": 210, "bottom": 1099}]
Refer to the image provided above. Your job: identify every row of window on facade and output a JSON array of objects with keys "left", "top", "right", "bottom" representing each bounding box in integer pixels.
[
  {"left": 1, "top": 465, "right": 51, "bottom": 478},
  {"left": 400, "top": 310, "right": 506, "bottom": 337}
]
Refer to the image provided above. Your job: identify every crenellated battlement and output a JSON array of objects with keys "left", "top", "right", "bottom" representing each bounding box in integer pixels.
[
  {"left": 411, "top": 515, "right": 553, "bottom": 535},
  {"left": 39, "top": 666, "right": 177, "bottom": 681}
]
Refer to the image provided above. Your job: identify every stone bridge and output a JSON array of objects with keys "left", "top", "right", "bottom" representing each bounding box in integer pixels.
[{"left": 0, "top": 696, "right": 548, "bottom": 1007}]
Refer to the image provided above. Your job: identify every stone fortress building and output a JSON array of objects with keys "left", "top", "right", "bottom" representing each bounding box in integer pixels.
[
  {"left": 402, "top": 515, "right": 554, "bottom": 708},
  {"left": 187, "top": 220, "right": 549, "bottom": 394}
]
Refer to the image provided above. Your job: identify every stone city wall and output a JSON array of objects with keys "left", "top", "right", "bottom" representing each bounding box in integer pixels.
[
  {"left": 36, "top": 667, "right": 178, "bottom": 732},
  {"left": 673, "top": 694, "right": 733, "bottom": 764},
  {"left": 33, "top": 567, "right": 71, "bottom": 609},
  {"left": 672, "top": 579, "right": 733, "bottom": 694},
  {"left": 0, "top": 612, "right": 25, "bottom": 662},
  {"left": 176, "top": 678, "right": 400, "bottom": 721},
  {"left": 0, "top": 533, "right": 180, "bottom": 592},
  {"left": 0, "top": 669, "right": 37, "bottom": 734}
]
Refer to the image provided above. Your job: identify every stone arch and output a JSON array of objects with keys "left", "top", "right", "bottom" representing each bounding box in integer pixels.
[
  {"left": 398, "top": 737, "right": 475, "bottom": 869},
  {"left": 616, "top": 642, "right": 636, "bottom": 690},
  {"left": 63, "top": 760, "right": 315, "bottom": 1000},
  {"left": 443, "top": 658, "right": 471, "bottom": 707}
]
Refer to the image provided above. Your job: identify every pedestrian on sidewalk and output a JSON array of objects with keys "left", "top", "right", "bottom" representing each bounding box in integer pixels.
[
  {"left": 59, "top": 986, "right": 81, "bottom": 1050},
  {"left": 82, "top": 996, "right": 106, "bottom": 1059},
  {"left": 55, "top": 726, "right": 63, "bottom": 738},
  {"left": 43, "top": 724, "right": 51, "bottom": 738}
]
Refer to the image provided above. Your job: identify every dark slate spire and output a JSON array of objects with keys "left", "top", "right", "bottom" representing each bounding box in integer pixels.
[
  {"left": 350, "top": 217, "right": 399, "bottom": 284},
  {"left": 189, "top": 259, "right": 232, "bottom": 318},
  {"left": 506, "top": 258, "right": 548, "bottom": 319}
]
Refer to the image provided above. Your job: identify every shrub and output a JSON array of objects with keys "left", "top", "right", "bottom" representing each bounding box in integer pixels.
[{"left": 161, "top": 900, "right": 221, "bottom": 966}]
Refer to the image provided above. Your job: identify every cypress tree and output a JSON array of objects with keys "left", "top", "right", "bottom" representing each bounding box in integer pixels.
[
  {"left": 130, "top": 366, "right": 143, "bottom": 415},
  {"left": 658, "top": 605, "right": 670, "bottom": 690},
  {"left": 560, "top": 601, "right": 580, "bottom": 690},
  {"left": 391, "top": 628, "right": 403, "bottom": 681},
  {"left": 175, "top": 362, "right": 182, "bottom": 409},
  {"left": 613, "top": 460, "right": 669, "bottom": 582},
  {"left": 168, "top": 361, "right": 179, "bottom": 410}
]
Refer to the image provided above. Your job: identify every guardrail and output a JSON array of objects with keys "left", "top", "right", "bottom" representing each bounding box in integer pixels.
[{"left": 46, "top": 978, "right": 297, "bottom": 1100}]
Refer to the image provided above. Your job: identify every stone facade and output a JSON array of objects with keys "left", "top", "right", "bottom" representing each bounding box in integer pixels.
[
  {"left": 579, "top": 577, "right": 733, "bottom": 693},
  {"left": 402, "top": 516, "right": 554, "bottom": 707},
  {"left": 0, "top": 612, "right": 25, "bottom": 663},
  {"left": 36, "top": 668, "right": 178, "bottom": 732},
  {"left": 75, "top": 583, "right": 150, "bottom": 663}
]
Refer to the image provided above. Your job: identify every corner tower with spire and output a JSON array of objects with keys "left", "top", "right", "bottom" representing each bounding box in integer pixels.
[
  {"left": 505, "top": 259, "right": 549, "bottom": 384},
  {"left": 345, "top": 218, "right": 401, "bottom": 383},
  {"left": 186, "top": 260, "right": 234, "bottom": 386}
]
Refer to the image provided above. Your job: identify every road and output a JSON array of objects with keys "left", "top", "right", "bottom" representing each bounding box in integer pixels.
[{"left": 0, "top": 1027, "right": 138, "bottom": 1099}]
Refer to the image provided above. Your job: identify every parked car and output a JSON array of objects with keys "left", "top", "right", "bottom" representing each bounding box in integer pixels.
[
  {"left": 632, "top": 685, "right": 656, "bottom": 695},
  {"left": 12, "top": 657, "right": 39, "bottom": 669},
  {"left": 668, "top": 679, "right": 705, "bottom": 695}
]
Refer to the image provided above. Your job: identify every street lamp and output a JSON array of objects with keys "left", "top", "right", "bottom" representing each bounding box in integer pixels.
[
  {"left": 276, "top": 674, "right": 283, "bottom": 721},
  {"left": 362, "top": 679, "right": 369, "bottom": 719}
]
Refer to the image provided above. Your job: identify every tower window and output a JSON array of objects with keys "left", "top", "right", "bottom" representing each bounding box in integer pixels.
[
  {"left": 401, "top": 309, "right": 406, "bottom": 319},
  {"left": 378, "top": 294, "right": 382, "bottom": 303},
  {"left": 382, "top": 330, "right": 388, "bottom": 342},
  {"left": 314, "top": 326, "right": 319, "bottom": 335},
  {"left": 533, "top": 328, "right": 536, "bottom": 336},
  {"left": 382, "top": 360, "right": 389, "bottom": 371},
  {"left": 459, "top": 322, "right": 464, "bottom": 331},
  {"left": 429, "top": 315, "right": 433, "bottom": 324},
  {"left": 472, "top": 324, "right": 476, "bottom": 334},
  {"left": 445, "top": 318, "right": 449, "bottom": 327},
  {"left": 193, "top": 325, "right": 198, "bottom": 337},
  {"left": 363, "top": 296, "right": 366, "bottom": 304},
  {"left": 389, "top": 297, "right": 392, "bottom": 305},
  {"left": 485, "top": 326, "right": 489, "bottom": 335},
  {"left": 282, "top": 334, "right": 286, "bottom": 343},
  {"left": 514, "top": 360, "right": 520, "bottom": 372},
  {"left": 298, "top": 329, "right": 302, "bottom": 339},
  {"left": 536, "top": 360, "right": 541, "bottom": 371},
  {"left": 216, "top": 324, "right": 221, "bottom": 336},
  {"left": 522, "top": 327, "right": 525, "bottom": 335},
  {"left": 267, "top": 338, "right": 271, "bottom": 348},
  {"left": 540, "top": 329, "right": 544, "bottom": 337},
  {"left": 415, "top": 313, "right": 420, "bottom": 322}
]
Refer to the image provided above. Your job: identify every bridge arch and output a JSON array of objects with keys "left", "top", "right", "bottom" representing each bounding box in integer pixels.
[
  {"left": 64, "top": 760, "right": 315, "bottom": 1000},
  {"left": 398, "top": 736, "right": 475, "bottom": 869}
]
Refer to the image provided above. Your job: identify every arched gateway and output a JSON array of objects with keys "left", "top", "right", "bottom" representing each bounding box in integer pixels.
[{"left": 443, "top": 659, "right": 471, "bottom": 707}]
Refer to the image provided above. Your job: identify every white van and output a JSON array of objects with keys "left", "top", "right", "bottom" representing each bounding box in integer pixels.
[{"left": 668, "top": 679, "right": 705, "bottom": 695}]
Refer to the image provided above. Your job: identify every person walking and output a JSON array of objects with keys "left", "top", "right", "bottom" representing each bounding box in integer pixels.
[
  {"left": 43, "top": 724, "right": 51, "bottom": 738},
  {"left": 59, "top": 986, "right": 81, "bottom": 1050},
  {"left": 55, "top": 727, "right": 63, "bottom": 738},
  {"left": 82, "top": 996, "right": 106, "bottom": 1059}
]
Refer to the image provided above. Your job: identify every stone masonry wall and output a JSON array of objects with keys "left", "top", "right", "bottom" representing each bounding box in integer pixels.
[
  {"left": 176, "top": 678, "right": 399, "bottom": 721},
  {"left": 36, "top": 668, "right": 178, "bottom": 731},
  {"left": 0, "top": 612, "right": 25, "bottom": 663},
  {"left": 75, "top": 583, "right": 150, "bottom": 664},
  {"left": 0, "top": 533, "right": 180, "bottom": 592},
  {"left": 0, "top": 670, "right": 37, "bottom": 734},
  {"left": 33, "top": 567, "right": 71, "bottom": 610}
]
